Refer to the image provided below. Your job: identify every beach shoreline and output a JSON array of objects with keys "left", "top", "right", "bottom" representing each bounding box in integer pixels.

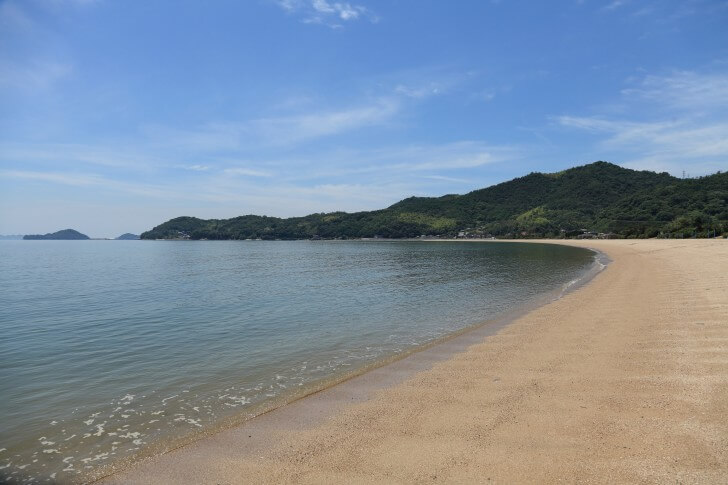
[{"left": 101, "top": 239, "right": 728, "bottom": 484}]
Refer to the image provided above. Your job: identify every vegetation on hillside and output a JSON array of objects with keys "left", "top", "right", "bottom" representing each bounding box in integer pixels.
[
  {"left": 23, "top": 229, "right": 90, "bottom": 240},
  {"left": 141, "top": 162, "right": 728, "bottom": 240}
]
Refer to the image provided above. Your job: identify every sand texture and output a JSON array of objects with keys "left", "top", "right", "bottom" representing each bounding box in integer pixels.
[{"left": 102, "top": 240, "right": 728, "bottom": 484}]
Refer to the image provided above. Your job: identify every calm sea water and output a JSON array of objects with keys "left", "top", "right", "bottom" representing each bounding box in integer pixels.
[{"left": 0, "top": 240, "right": 596, "bottom": 483}]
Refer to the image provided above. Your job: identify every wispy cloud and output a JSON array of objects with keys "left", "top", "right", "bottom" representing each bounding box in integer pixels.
[
  {"left": 143, "top": 98, "right": 400, "bottom": 150},
  {"left": 374, "top": 65, "right": 485, "bottom": 101},
  {"left": 0, "top": 169, "right": 104, "bottom": 187},
  {"left": 180, "top": 164, "right": 210, "bottom": 171},
  {"left": 0, "top": 143, "right": 163, "bottom": 170},
  {"left": 62, "top": 0, "right": 101, "bottom": 5},
  {"left": 602, "top": 0, "right": 629, "bottom": 12},
  {"left": 273, "top": 0, "right": 377, "bottom": 27},
  {"left": 384, "top": 141, "right": 515, "bottom": 170},
  {"left": 621, "top": 70, "right": 728, "bottom": 110},
  {"left": 0, "top": 59, "right": 73, "bottom": 90},
  {"left": 558, "top": 116, "right": 728, "bottom": 158},
  {"left": 0, "top": 138, "right": 516, "bottom": 213},
  {"left": 223, "top": 167, "right": 273, "bottom": 177},
  {"left": 394, "top": 83, "right": 443, "bottom": 99},
  {"left": 252, "top": 98, "right": 398, "bottom": 144},
  {"left": 142, "top": 122, "right": 247, "bottom": 152},
  {"left": 0, "top": 1, "right": 33, "bottom": 32},
  {"left": 140, "top": 65, "right": 484, "bottom": 152},
  {"left": 388, "top": 150, "right": 503, "bottom": 172},
  {"left": 558, "top": 69, "right": 728, "bottom": 175},
  {"left": 421, "top": 175, "right": 472, "bottom": 184},
  {"left": 261, "top": 140, "right": 517, "bottom": 183},
  {"left": 596, "top": 0, "right": 726, "bottom": 25},
  {"left": 472, "top": 90, "right": 496, "bottom": 102},
  {"left": 0, "top": 1, "right": 74, "bottom": 92},
  {"left": 311, "top": 0, "right": 365, "bottom": 20},
  {"left": 0, "top": 169, "right": 181, "bottom": 198}
]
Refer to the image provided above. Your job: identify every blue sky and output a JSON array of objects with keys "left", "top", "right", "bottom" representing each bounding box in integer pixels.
[{"left": 1, "top": 0, "right": 727, "bottom": 237}]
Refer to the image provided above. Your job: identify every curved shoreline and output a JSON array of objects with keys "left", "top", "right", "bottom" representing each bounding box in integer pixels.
[
  {"left": 102, "top": 239, "right": 728, "bottom": 484},
  {"left": 85, "top": 241, "right": 599, "bottom": 483}
]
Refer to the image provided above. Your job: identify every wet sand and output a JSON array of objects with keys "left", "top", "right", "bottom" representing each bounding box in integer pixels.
[{"left": 102, "top": 240, "right": 728, "bottom": 484}]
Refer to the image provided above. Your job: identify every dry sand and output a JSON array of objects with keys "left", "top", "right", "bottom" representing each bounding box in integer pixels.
[{"left": 102, "top": 239, "right": 728, "bottom": 484}]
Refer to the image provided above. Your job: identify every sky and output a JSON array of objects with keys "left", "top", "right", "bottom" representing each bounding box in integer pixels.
[{"left": 1, "top": 0, "right": 727, "bottom": 237}]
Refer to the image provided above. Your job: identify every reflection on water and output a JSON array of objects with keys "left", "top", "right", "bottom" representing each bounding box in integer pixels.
[{"left": 0, "top": 240, "right": 595, "bottom": 483}]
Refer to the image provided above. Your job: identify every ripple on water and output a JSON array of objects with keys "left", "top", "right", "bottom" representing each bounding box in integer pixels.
[{"left": 0, "top": 241, "right": 597, "bottom": 483}]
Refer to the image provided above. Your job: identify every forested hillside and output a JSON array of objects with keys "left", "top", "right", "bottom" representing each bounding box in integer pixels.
[
  {"left": 23, "top": 229, "right": 90, "bottom": 240},
  {"left": 141, "top": 162, "right": 727, "bottom": 240}
]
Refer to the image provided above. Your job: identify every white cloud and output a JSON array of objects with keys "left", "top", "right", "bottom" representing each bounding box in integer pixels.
[
  {"left": 140, "top": 98, "right": 399, "bottom": 150},
  {"left": 372, "top": 65, "right": 482, "bottom": 101},
  {"left": 600, "top": 0, "right": 645, "bottom": 13},
  {"left": 621, "top": 70, "right": 728, "bottom": 110},
  {"left": 273, "top": 0, "right": 376, "bottom": 27},
  {"left": 60, "top": 0, "right": 101, "bottom": 5},
  {"left": 559, "top": 116, "right": 728, "bottom": 157},
  {"left": 144, "top": 122, "right": 248, "bottom": 152},
  {"left": 0, "top": 1, "right": 78, "bottom": 92},
  {"left": 0, "top": 169, "right": 104, "bottom": 186},
  {"left": 0, "top": 142, "right": 163, "bottom": 171},
  {"left": 0, "top": 169, "right": 178, "bottom": 198},
  {"left": 557, "top": 69, "right": 728, "bottom": 175},
  {"left": 0, "top": 137, "right": 522, "bottom": 235},
  {"left": 262, "top": 141, "right": 516, "bottom": 183},
  {"left": 372, "top": 141, "right": 514, "bottom": 172},
  {"left": 0, "top": 1, "right": 33, "bottom": 31},
  {"left": 394, "top": 83, "right": 442, "bottom": 99},
  {"left": 136, "top": 66, "right": 478, "bottom": 153},
  {"left": 421, "top": 175, "right": 472, "bottom": 184},
  {"left": 390, "top": 151, "right": 500, "bottom": 172},
  {"left": 474, "top": 90, "right": 496, "bottom": 102},
  {"left": 0, "top": 59, "right": 73, "bottom": 91},
  {"left": 602, "top": 0, "right": 629, "bottom": 11},
  {"left": 274, "top": 0, "right": 299, "bottom": 12},
  {"left": 223, "top": 168, "right": 273, "bottom": 177},
  {"left": 251, "top": 98, "right": 399, "bottom": 144},
  {"left": 312, "top": 0, "right": 364, "bottom": 20}
]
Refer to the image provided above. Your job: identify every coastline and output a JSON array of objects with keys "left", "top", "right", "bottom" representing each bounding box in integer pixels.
[{"left": 101, "top": 239, "right": 728, "bottom": 484}]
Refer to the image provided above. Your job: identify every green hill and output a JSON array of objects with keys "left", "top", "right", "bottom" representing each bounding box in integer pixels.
[
  {"left": 141, "top": 162, "right": 728, "bottom": 240},
  {"left": 115, "top": 233, "right": 140, "bottom": 240},
  {"left": 24, "top": 229, "right": 90, "bottom": 240}
]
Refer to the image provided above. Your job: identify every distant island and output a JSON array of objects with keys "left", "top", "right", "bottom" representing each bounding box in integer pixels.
[
  {"left": 24, "top": 229, "right": 90, "bottom": 240},
  {"left": 0, "top": 234, "right": 23, "bottom": 240},
  {"left": 116, "top": 233, "right": 140, "bottom": 240},
  {"left": 141, "top": 162, "right": 727, "bottom": 241}
]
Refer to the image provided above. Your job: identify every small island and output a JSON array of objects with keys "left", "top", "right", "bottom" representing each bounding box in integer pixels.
[
  {"left": 23, "top": 229, "right": 90, "bottom": 240},
  {"left": 115, "top": 233, "right": 140, "bottom": 240}
]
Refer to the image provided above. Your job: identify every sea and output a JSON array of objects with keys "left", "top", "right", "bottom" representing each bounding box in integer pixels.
[{"left": 0, "top": 240, "right": 600, "bottom": 484}]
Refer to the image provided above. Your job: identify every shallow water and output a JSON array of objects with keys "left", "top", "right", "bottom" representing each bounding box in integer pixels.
[{"left": 0, "top": 240, "right": 595, "bottom": 483}]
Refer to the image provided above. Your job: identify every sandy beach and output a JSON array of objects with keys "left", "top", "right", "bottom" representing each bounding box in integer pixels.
[{"left": 101, "top": 239, "right": 728, "bottom": 484}]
